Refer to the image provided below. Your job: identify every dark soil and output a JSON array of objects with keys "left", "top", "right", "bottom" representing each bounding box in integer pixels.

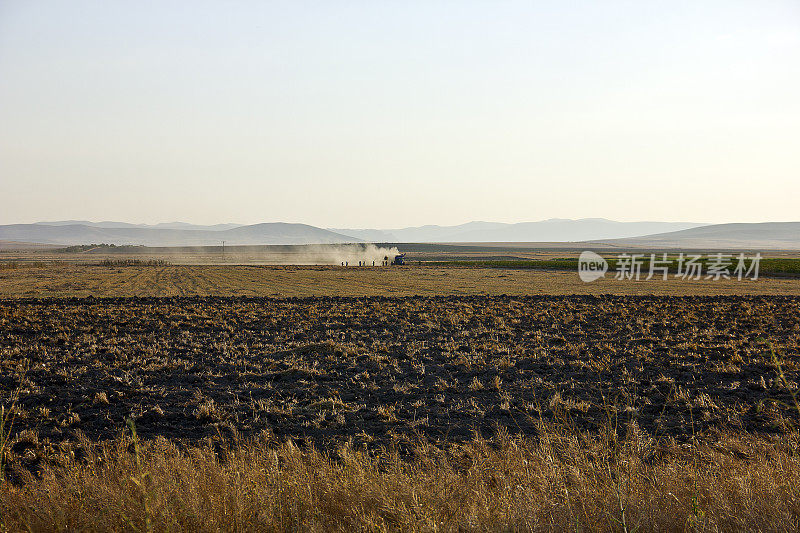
[{"left": 2, "top": 296, "right": 799, "bottom": 453}]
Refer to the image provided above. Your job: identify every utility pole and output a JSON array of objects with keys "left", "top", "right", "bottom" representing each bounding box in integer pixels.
[{"left": 222, "top": 241, "right": 225, "bottom": 262}]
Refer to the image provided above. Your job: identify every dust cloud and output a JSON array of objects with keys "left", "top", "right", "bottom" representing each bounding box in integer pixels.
[
  {"left": 279, "top": 244, "right": 401, "bottom": 265},
  {"left": 207, "top": 243, "right": 401, "bottom": 265}
]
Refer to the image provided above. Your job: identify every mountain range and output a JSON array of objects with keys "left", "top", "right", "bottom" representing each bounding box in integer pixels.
[
  {"left": 1, "top": 219, "right": 798, "bottom": 248},
  {"left": 32, "top": 220, "right": 242, "bottom": 231},
  {"left": 329, "top": 219, "right": 705, "bottom": 243},
  {"left": 0, "top": 223, "right": 354, "bottom": 247},
  {"left": 596, "top": 222, "right": 800, "bottom": 249}
]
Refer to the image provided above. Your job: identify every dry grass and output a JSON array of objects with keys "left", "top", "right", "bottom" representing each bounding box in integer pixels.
[
  {"left": 0, "top": 261, "right": 47, "bottom": 270},
  {"left": 2, "top": 421, "right": 800, "bottom": 532}
]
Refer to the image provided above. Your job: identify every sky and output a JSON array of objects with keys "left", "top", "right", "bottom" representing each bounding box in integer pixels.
[{"left": 1, "top": 1, "right": 798, "bottom": 228}]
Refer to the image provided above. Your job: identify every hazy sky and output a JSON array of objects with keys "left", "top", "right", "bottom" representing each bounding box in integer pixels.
[{"left": 1, "top": 1, "right": 798, "bottom": 228}]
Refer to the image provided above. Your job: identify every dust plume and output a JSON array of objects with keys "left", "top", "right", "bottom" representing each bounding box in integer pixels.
[
  {"left": 280, "top": 243, "right": 401, "bottom": 265},
  {"left": 207, "top": 243, "right": 402, "bottom": 265}
]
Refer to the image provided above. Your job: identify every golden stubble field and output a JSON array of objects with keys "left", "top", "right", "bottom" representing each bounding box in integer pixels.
[{"left": 1, "top": 262, "right": 800, "bottom": 298}]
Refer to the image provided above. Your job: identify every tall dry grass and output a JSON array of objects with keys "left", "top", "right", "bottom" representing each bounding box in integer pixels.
[{"left": 2, "top": 421, "right": 800, "bottom": 532}]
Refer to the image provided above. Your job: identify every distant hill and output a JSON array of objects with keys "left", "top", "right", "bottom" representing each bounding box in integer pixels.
[
  {"left": 331, "top": 219, "right": 706, "bottom": 243},
  {"left": 0, "top": 240, "right": 61, "bottom": 251},
  {"left": 33, "top": 220, "right": 243, "bottom": 231},
  {"left": 0, "top": 223, "right": 358, "bottom": 246},
  {"left": 593, "top": 222, "right": 800, "bottom": 249}
]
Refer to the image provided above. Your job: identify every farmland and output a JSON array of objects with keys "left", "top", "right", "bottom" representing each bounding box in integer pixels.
[
  {"left": 2, "top": 263, "right": 800, "bottom": 530},
  {"left": 2, "top": 294, "right": 799, "bottom": 452},
  {"left": 2, "top": 262, "right": 800, "bottom": 298}
]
